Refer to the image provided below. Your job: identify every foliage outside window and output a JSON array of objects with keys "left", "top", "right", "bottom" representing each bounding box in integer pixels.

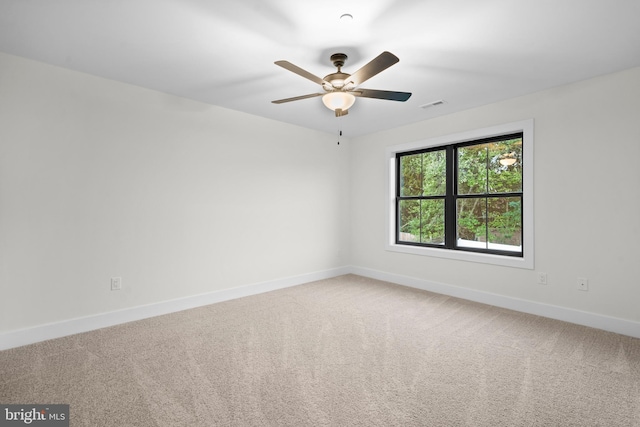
[{"left": 396, "top": 133, "right": 523, "bottom": 257}]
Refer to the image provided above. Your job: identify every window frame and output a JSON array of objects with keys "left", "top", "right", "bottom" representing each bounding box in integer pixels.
[{"left": 385, "top": 120, "right": 534, "bottom": 269}]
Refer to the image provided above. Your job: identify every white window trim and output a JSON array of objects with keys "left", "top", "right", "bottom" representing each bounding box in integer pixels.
[{"left": 385, "top": 119, "right": 534, "bottom": 269}]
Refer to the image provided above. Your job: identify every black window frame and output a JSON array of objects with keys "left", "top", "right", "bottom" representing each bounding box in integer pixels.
[{"left": 395, "top": 132, "right": 524, "bottom": 258}]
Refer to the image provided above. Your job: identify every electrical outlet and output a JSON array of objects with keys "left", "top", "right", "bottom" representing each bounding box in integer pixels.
[
  {"left": 577, "top": 277, "right": 588, "bottom": 291},
  {"left": 537, "top": 272, "right": 548, "bottom": 285},
  {"left": 111, "top": 277, "right": 122, "bottom": 291}
]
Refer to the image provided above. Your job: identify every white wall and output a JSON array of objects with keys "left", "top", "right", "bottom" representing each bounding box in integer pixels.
[
  {"left": 0, "top": 52, "right": 350, "bottom": 334},
  {"left": 2, "top": 50, "right": 639, "bottom": 342},
  {"left": 349, "top": 67, "right": 640, "bottom": 324}
]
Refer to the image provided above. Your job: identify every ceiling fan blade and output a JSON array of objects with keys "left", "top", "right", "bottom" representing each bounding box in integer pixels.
[
  {"left": 274, "top": 60, "right": 326, "bottom": 86},
  {"left": 271, "top": 93, "right": 323, "bottom": 104},
  {"left": 353, "top": 88, "right": 412, "bottom": 102},
  {"left": 348, "top": 51, "right": 400, "bottom": 86}
]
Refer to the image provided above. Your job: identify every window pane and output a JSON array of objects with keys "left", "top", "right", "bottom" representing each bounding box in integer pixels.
[
  {"left": 398, "top": 199, "right": 420, "bottom": 242},
  {"left": 456, "top": 198, "right": 487, "bottom": 249},
  {"left": 400, "top": 150, "right": 446, "bottom": 197},
  {"left": 457, "top": 144, "right": 489, "bottom": 195},
  {"left": 422, "top": 150, "right": 446, "bottom": 196},
  {"left": 398, "top": 199, "right": 445, "bottom": 244},
  {"left": 487, "top": 197, "right": 522, "bottom": 252},
  {"left": 488, "top": 138, "right": 522, "bottom": 193},
  {"left": 419, "top": 199, "right": 445, "bottom": 245},
  {"left": 399, "top": 154, "right": 423, "bottom": 197}
]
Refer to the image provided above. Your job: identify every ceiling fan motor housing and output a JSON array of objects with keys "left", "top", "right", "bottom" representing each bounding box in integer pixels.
[
  {"left": 324, "top": 53, "right": 351, "bottom": 90},
  {"left": 323, "top": 72, "right": 351, "bottom": 90}
]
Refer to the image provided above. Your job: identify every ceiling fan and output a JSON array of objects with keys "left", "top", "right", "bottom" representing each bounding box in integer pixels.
[{"left": 272, "top": 51, "right": 412, "bottom": 117}]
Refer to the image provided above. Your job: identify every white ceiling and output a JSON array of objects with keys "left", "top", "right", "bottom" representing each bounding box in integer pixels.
[{"left": 1, "top": 0, "right": 639, "bottom": 137}]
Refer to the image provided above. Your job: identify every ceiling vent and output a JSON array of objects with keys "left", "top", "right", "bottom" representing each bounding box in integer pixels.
[{"left": 420, "top": 100, "right": 445, "bottom": 109}]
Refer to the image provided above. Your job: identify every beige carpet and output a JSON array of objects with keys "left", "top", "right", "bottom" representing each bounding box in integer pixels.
[{"left": 1, "top": 274, "right": 639, "bottom": 426}]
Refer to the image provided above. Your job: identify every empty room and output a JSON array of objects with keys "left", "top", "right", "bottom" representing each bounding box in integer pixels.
[{"left": 1, "top": 1, "right": 639, "bottom": 426}]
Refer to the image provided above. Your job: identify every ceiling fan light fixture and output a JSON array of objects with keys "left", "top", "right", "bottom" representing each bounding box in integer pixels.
[
  {"left": 273, "top": 51, "right": 411, "bottom": 117},
  {"left": 322, "top": 92, "right": 355, "bottom": 112}
]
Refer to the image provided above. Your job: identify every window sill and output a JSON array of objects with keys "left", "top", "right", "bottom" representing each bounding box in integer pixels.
[{"left": 385, "top": 242, "right": 533, "bottom": 269}]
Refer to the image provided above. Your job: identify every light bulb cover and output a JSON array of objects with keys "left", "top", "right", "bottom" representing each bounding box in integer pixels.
[{"left": 322, "top": 92, "right": 355, "bottom": 111}]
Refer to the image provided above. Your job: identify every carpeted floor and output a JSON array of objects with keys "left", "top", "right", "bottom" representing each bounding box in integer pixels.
[{"left": 1, "top": 274, "right": 639, "bottom": 426}]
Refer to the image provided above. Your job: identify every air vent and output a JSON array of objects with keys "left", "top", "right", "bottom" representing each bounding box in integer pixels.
[{"left": 420, "top": 100, "right": 446, "bottom": 109}]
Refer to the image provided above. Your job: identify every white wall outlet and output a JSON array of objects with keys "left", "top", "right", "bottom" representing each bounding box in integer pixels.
[
  {"left": 111, "top": 277, "right": 122, "bottom": 291},
  {"left": 537, "top": 272, "right": 548, "bottom": 285},
  {"left": 577, "top": 277, "right": 588, "bottom": 291}
]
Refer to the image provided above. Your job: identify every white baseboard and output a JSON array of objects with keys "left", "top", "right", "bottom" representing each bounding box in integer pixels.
[
  {"left": 2, "top": 264, "right": 638, "bottom": 351},
  {"left": 351, "top": 266, "right": 640, "bottom": 339},
  {"left": 0, "top": 266, "right": 351, "bottom": 351}
]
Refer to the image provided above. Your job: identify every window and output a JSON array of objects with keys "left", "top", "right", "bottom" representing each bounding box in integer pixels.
[
  {"left": 386, "top": 120, "right": 533, "bottom": 269},
  {"left": 397, "top": 133, "right": 523, "bottom": 255}
]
